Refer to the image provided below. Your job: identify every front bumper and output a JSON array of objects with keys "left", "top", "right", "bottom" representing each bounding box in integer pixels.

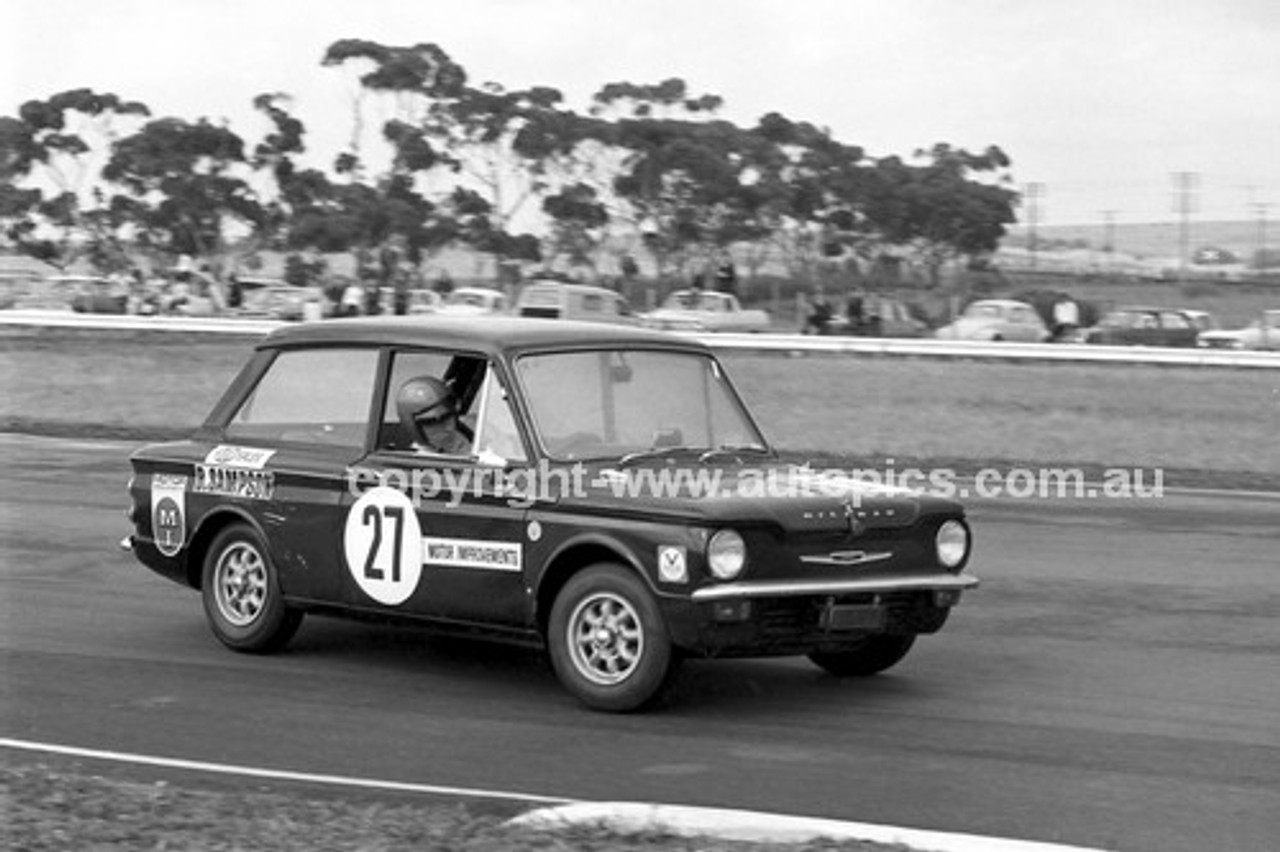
[
  {"left": 666, "top": 573, "right": 979, "bottom": 657},
  {"left": 690, "top": 572, "right": 978, "bottom": 601}
]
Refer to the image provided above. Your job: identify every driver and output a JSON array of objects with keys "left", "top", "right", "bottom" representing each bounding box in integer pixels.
[{"left": 396, "top": 376, "right": 472, "bottom": 456}]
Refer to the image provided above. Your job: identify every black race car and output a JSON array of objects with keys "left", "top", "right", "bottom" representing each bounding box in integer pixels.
[{"left": 125, "top": 316, "right": 977, "bottom": 711}]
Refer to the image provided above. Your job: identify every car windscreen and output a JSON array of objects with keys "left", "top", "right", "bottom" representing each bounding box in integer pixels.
[{"left": 515, "top": 349, "right": 767, "bottom": 461}]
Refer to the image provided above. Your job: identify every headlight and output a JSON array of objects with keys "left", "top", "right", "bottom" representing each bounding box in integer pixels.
[
  {"left": 936, "top": 520, "right": 970, "bottom": 569},
  {"left": 707, "top": 529, "right": 746, "bottom": 580}
]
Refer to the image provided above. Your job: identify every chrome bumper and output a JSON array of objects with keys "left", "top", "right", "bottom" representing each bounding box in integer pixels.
[{"left": 691, "top": 573, "right": 979, "bottom": 602}]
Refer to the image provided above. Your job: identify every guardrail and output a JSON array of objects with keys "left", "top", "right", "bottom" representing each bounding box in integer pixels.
[
  {"left": 0, "top": 309, "right": 281, "bottom": 336},
  {"left": 4, "top": 308, "right": 1279, "bottom": 369},
  {"left": 703, "top": 331, "right": 1280, "bottom": 368}
]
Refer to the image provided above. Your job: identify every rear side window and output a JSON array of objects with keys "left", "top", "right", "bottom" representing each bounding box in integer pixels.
[{"left": 226, "top": 348, "right": 378, "bottom": 446}]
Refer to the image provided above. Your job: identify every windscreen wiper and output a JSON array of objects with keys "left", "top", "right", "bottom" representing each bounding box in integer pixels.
[
  {"left": 698, "top": 444, "right": 773, "bottom": 464},
  {"left": 617, "top": 446, "right": 698, "bottom": 468}
]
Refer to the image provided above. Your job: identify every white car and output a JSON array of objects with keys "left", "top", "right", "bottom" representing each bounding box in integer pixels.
[
  {"left": 436, "top": 286, "right": 510, "bottom": 316},
  {"left": 640, "top": 290, "right": 770, "bottom": 333},
  {"left": 1197, "top": 309, "right": 1280, "bottom": 351},
  {"left": 935, "top": 299, "right": 1050, "bottom": 343},
  {"left": 514, "top": 280, "right": 638, "bottom": 325}
]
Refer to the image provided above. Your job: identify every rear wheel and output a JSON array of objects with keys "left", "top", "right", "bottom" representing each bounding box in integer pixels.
[
  {"left": 808, "top": 634, "right": 916, "bottom": 677},
  {"left": 201, "top": 523, "right": 302, "bottom": 653},
  {"left": 548, "top": 564, "right": 674, "bottom": 712}
]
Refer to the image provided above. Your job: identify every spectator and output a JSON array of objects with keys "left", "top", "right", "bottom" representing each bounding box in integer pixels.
[
  {"left": 340, "top": 280, "right": 364, "bottom": 317},
  {"left": 1052, "top": 297, "right": 1080, "bottom": 341},
  {"left": 805, "top": 291, "right": 833, "bottom": 335},
  {"left": 714, "top": 261, "right": 738, "bottom": 295}
]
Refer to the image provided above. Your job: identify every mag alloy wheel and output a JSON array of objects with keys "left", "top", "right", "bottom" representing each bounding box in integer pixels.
[
  {"left": 201, "top": 523, "right": 303, "bottom": 653},
  {"left": 567, "top": 590, "right": 644, "bottom": 686},
  {"left": 212, "top": 540, "right": 268, "bottom": 627},
  {"left": 548, "top": 564, "right": 674, "bottom": 712}
]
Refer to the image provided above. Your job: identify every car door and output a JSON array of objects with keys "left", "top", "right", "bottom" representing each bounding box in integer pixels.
[
  {"left": 342, "top": 348, "right": 533, "bottom": 629},
  {"left": 215, "top": 345, "right": 382, "bottom": 604}
]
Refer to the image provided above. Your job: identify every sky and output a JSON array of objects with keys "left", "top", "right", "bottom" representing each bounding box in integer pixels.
[{"left": 4, "top": 0, "right": 1279, "bottom": 226}]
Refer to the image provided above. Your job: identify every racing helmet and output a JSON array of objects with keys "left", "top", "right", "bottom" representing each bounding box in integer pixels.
[{"left": 396, "top": 376, "right": 456, "bottom": 443}]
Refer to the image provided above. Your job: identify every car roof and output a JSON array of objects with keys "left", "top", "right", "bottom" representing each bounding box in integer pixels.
[
  {"left": 260, "top": 315, "right": 706, "bottom": 356},
  {"left": 451, "top": 286, "right": 504, "bottom": 295},
  {"left": 971, "top": 298, "right": 1031, "bottom": 308},
  {"left": 520, "top": 280, "right": 620, "bottom": 296}
]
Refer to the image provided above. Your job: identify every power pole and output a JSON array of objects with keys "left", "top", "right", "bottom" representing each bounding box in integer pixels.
[
  {"left": 1171, "top": 171, "right": 1198, "bottom": 282},
  {"left": 1241, "top": 187, "right": 1271, "bottom": 273},
  {"left": 1253, "top": 202, "right": 1271, "bottom": 273},
  {"left": 1024, "top": 182, "right": 1046, "bottom": 269},
  {"left": 1101, "top": 209, "right": 1118, "bottom": 272}
]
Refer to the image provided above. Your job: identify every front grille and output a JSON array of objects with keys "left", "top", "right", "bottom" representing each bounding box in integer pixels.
[{"left": 706, "top": 591, "right": 950, "bottom": 655}]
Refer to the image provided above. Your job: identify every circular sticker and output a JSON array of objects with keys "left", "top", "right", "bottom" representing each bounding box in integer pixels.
[
  {"left": 152, "top": 496, "right": 185, "bottom": 557},
  {"left": 343, "top": 487, "right": 423, "bottom": 606}
]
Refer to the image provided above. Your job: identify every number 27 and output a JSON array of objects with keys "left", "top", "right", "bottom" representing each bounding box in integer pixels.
[{"left": 362, "top": 504, "right": 404, "bottom": 582}]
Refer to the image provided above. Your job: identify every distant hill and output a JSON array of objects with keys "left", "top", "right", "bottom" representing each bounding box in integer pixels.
[{"left": 1004, "top": 220, "right": 1264, "bottom": 262}]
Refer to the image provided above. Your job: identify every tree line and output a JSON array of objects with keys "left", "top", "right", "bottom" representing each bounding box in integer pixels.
[{"left": 0, "top": 40, "right": 1020, "bottom": 286}]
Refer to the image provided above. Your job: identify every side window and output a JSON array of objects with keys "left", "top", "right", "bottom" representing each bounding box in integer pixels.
[
  {"left": 379, "top": 350, "right": 503, "bottom": 457},
  {"left": 226, "top": 348, "right": 378, "bottom": 446}
]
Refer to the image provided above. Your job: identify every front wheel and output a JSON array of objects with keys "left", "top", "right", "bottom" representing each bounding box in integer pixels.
[
  {"left": 201, "top": 523, "right": 302, "bottom": 653},
  {"left": 808, "top": 634, "right": 916, "bottom": 677},
  {"left": 548, "top": 564, "right": 675, "bottom": 712}
]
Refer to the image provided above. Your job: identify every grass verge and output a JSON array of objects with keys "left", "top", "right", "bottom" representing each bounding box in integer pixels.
[{"left": 1, "top": 760, "right": 905, "bottom": 852}]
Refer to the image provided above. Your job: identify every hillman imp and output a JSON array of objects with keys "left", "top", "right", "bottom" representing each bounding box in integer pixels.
[{"left": 125, "top": 316, "right": 977, "bottom": 711}]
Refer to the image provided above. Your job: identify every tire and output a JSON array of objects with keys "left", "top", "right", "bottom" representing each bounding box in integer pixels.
[
  {"left": 808, "top": 634, "right": 916, "bottom": 677},
  {"left": 547, "top": 564, "right": 674, "bottom": 712},
  {"left": 201, "top": 523, "right": 302, "bottom": 654}
]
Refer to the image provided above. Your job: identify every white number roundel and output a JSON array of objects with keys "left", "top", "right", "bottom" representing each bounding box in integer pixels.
[{"left": 343, "top": 486, "right": 423, "bottom": 605}]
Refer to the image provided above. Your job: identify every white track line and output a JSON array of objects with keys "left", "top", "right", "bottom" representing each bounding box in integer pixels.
[
  {"left": 3, "top": 738, "right": 1112, "bottom": 851},
  {"left": 0, "top": 738, "right": 570, "bottom": 805}
]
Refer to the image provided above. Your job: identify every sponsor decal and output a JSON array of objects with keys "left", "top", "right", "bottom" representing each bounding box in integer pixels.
[
  {"left": 657, "top": 545, "right": 688, "bottom": 583},
  {"left": 150, "top": 474, "right": 188, "bottom": 557},
  {"left": 204, "top": 445, "right": 277, "bottom": 469},
  {"left": 342, "top": 486, "right": 424, "bottom": 606},
  {"left": 423, "top": 537, "right": 522, "bottom": 572},
  {"left": 193, "top": 465, "right": 275, "bottom": 500}
]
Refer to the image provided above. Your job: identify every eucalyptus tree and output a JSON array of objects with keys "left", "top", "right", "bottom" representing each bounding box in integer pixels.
[
  {"left": 321, "top": 39, "right": 583, "bottom": 268},
  {"left": 103, "top": 116, "right": 264, "bottom": 260},
  {"left": 1, "top": 88, "right": 149, "bottom": 268},
  {"left": 860, "top": 144, "right": 1018, "bottom": 286}
]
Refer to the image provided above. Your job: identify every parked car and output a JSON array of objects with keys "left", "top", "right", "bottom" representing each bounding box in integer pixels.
[
  {"left": 63, "top": 276, "right": 129, "bottom": 314},
  {"left": 436, "top": 286, "right": 509, "bottom": 316},
  {"left": 234, "top": 277, "right": 325, "bottom": 321},
  {"left": 514, "top": 280, "right": 638, "bottom": 325},
  {"left": 1196, "top": 309, "right": 1280, "bottom": 351},
  {"left": 1078, "top": 306, "right": 1211, "bottom": 347},
  {"left": 934, "top": 299, "right": 1050, "bottom": 342},
  {"left": 640, "top": 289, "right": 771, "bottom": 333},
  {"left": 821, "top": 296, "right": 929, "bottom": 338},
  {"left": 408, "top": 288, "right": 443, "bottom": 315},
  {"left": 123, "top": 317, "right": 977, "bottom": 711}
]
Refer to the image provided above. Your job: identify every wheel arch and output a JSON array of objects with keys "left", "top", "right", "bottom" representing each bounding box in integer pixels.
[
  {"left": 533, "top": 534, "right": 648, "bottom": 638},
  {"left": 186, "top": 507, "right": 268, "bottom": 589}
]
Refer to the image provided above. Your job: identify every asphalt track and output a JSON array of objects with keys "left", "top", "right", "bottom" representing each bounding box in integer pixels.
[{"left": 1, "top": 434, "right": 1278, "bottom": 852}]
